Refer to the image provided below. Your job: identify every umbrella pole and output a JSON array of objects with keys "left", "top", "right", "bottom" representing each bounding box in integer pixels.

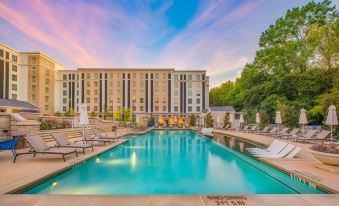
[{"left": 331, "top": 125, "right": 333, "bottom": 143}]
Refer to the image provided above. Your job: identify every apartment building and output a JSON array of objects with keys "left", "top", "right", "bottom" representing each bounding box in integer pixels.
[
  {"left": 56, "top": 68, "right": 209, "bottom": 115},
  {"left": 1, "top": 43, "right": 209, "bottom": 116},
  {"left": 0, "top": 44, "right": 20, "bottom": 101},
  {"left": 0, "top": 43, "right": 63, "bottom": 115}
]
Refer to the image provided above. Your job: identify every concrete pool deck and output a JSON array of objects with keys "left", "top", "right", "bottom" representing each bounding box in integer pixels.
[
  {"left": 213, "top": 130, "right": 339, "bottom": 193},
  {"left": 0, "top": 128, "right": 338, "bottom": 206}
]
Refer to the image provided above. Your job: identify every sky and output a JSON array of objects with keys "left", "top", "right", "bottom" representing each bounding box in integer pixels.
[{"left": 0, "top": 0, "right": 337, "bottom": 88}]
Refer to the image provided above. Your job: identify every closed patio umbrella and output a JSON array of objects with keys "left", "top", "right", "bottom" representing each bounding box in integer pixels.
[
  {"left": 255, "top": 112, "right": 260, "bottom": 131},
  {"left": 275, "top": 111, "right": 282, "bottom": 133},
  {"left": 298, "top": 108, "right": 308, "bottom": 135},
  {"left": 325, "top": 105, "right": 338, "bottom": 142},
  {"left": 217, "top": 115, "right": 220, "bottom": 128},
  {"left": 239, "top": 113, "right": 244, "bottom": 129},
  {"left": 79, "top": 103, "right": 89, "bottom": 140}
]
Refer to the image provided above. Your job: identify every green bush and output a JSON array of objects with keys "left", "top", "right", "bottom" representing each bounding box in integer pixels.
[{"left": 205, "top": 113, "right": 214, "bottom": 128}]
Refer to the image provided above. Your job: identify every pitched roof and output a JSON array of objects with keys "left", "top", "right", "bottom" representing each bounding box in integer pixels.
[
  {"left": 0, "top": 99, "right": 40, "bottom": 111},
  {"left": 209, "top": 106, "right": 235, "bottom": 112}
]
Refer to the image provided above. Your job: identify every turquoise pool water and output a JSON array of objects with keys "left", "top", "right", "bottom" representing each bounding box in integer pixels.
[{"left": 21, "top": 130, "right": 325, "bottom": 194}]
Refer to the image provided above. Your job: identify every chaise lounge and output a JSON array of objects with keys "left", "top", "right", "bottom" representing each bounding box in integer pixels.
[
  {"left": 52, "top": 133, "right": 94, "bottom": 154},
  {"left": 16, "top": 135, "right": 78, "bottom": 162}
]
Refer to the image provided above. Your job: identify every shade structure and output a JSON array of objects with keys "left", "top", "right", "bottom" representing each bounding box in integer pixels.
[
  {"left": 174, "top": 116, "right": 177, "bottom": 123},
  {"left": 158, "top": 115, "right": 165, "bottom": 125},
  {"left": 177, "top": 117, "right": 183, "bottom": 125},
  {"left": 169, "top": 117, "right": 175, "bottom": 125},
  {"left": 79, "top": 103, "right": 89, "bottom": 125},
  {"left": 325, "top": 105, "right": 338, "bottom": 141},
  {"left": 298, "top": 108, "right": 308, "bottom": 135},
  {"left": 255, "top": 112, "right": 260, "bottom": 124},
  {"left": 239, "top": 113, "right": 244, "bottom": 129},
  {"left": 275, "top": 111, "right": 282, "bottom": 133},
  {"left": 255, "top": 112, "right": 260, "bottom": 131},
  {"left": 79, "top": 103, "right": 89, "bottom": 140}
]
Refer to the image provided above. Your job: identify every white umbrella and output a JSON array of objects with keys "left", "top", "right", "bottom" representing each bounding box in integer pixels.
[
  {"left": 79, "top": 103, "right": 89, "bottom": 140},
  {"left": 174, "top": 116, "right": 177, "bottom": 123},
  {"left": 239, "top": 113, "right": 244, "bottom": 129},
  {"left": 136, "top": 114, "right": 139, "bottom": 125},
  {"left": 217, "top": 115, "right": 220, "bottom": 128},
  {"left": 298, "top": 108, "right": 308, "bottom": 135},
  {"left": 255, "top": 112, "right": 260, "bottom": 131},
  {"left": 275, "top": 111, "right": 282, "bottom": 133},
  {"left": 325, "top": 105, "right": 338, "bottom": 142}
]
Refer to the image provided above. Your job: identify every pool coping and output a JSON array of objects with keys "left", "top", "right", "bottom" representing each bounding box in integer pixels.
[{"left": 213, "top": 131, "right": 339, "bottom": 194}]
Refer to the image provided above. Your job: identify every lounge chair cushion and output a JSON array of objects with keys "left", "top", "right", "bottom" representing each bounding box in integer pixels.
[{"left": 25, "top": 135, "right": 50, "bottom": 152}]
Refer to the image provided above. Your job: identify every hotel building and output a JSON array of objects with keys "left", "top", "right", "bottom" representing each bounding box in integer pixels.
[
  {"left": 56, "top": 68, "right": 209, "bottom": 116},
  {"left": 1, "top": 43, "right": 209, "bottom": 116}
]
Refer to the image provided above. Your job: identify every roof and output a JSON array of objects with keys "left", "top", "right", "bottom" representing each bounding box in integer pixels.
[
  {"left": 0, "top": 99, "right": 40, "bottom": 111},
  {"left": 209, "top": 106, "right": 235, "bottom": 112}
]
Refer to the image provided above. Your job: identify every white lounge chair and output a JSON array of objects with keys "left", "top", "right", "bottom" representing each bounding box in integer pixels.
[
  {"left": 52, "top": 133, "right": 94, "bottom": 154},
  {"left": 254, "top": 144, "right": 295, "bottom": 158},
  {"left": 201, "top": 128, "right": 214, "bottom": 136},
  {"left": 247, "top": 140, "right": 288, "bottom": 155},
  {"left": 285, "top": 147, "right": 301, "bottom": 158},
  {"left": 293, "top": 130, "right": 317, "bottom": 142},
  {"left": 276, "top": 128, "right": 300, "bottom": 139},
  {"left": 295, "top": 130, "right": 331, "bottom": 143}
]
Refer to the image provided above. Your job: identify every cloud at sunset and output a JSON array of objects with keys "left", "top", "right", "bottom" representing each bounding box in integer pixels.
[{"left": 0, "top": 0, "right": 321, "bottom": 87}]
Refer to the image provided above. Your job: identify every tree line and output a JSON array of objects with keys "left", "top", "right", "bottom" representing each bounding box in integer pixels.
[{"left": 209, "top": 0, "right": 338, "bottom": 128}]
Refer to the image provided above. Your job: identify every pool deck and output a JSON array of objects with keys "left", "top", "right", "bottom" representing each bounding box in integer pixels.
[
  {"left": 0, "top": 128, "right": 339, "bottom": 206},
  {"left": 213, "top": 129, "right": 339, "bottom": 194}
]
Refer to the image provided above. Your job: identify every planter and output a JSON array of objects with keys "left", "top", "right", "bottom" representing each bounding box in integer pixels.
[{"left": 310, "top": 149, "right": 339, "bottom": 166}]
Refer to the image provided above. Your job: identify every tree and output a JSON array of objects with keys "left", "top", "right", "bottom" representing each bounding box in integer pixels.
[
  {"left": 113, "top": 108, "right": 122, "bottom": 121},
  {"left": 90, "top": 111, "right": 98, "bottom": 118},
  {"left": 205, "top": 113, "right": 214, "bottom": 128},
  {"left": 103, "top": 106, "right": 111, "bottom": 120},
  {"left": 122, "top": 108, "right": 131, "bottom": 122},
  {"left": 223, "top": 113, "right": 230, "bottom": 128},
  {"left": 209, "top": 0, "right": 338, "bottom": 128},
  {"left": 54, "top": 111, "right": 62, "bottom": 117},
  {"left": 189, "top": 115, "right": 197, "bottom": 127}
]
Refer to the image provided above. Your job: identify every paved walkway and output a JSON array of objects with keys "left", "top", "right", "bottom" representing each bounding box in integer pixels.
[{"left": 214, "top": 130, "right": 339, "bottom": 193}]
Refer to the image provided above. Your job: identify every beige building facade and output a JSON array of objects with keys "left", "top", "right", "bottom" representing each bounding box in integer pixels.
[
  {"left": 57, "top": 68, "right": 209, "bottom": 116},
  {"left": 1, "top": 43, "right": 209, "bottom": 116}
]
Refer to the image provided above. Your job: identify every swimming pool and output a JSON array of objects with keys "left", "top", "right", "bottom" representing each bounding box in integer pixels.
[{"left": 21, "top": 130, "right": 325, "bottom": 194}]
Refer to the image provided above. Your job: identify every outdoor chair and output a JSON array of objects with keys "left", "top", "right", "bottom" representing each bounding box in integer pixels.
[
  {"left": 17, "top": 135, "right": 78, "bottom": 162},
  {"left": 52, "top": 133, "right": 94, "bottom": 154},
  {"left": 296, "top": 130, "right": 331, "bottom": 143}
]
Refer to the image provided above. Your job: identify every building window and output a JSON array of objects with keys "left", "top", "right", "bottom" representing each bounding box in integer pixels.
[
  {"left": 32, "top": 95, "right": 36, "bottom": 101},
  {"left": 188, "top": 75, "right": 192, "bottom": 80},
  {"left": 87, "top": 98, "right": 90, "bottom": 103},
  {"left": 63, "top": 82, "right": 67, "bottom": 88},
  {"left": 63, "top": 90, "right": 67, "bottom": 96},
  {"left": 188, "top": 106, "right": 192, "bottom": 112},
  {"left": 188, "top": 90, "right": 192, "bottom": 96},
  {"left": 196, "top": 106, "right": 200, "bottom": 112},
  {"left": 87, "top": 90, "right": 90, "bottom": 95},
  {"left": 94, "top": 73, "right": 98, "bottom": 79},
  {"left": 45, "top": 96, "right": 49, "bottom": 102},
  {"left": 140, "top": 106, "right": 144, "bottom": 111},
  {"left": 163, "top": 106, "right": 166, "bottom": 111},
  {"left": 12, "top": 94, "right": 17, "bottom": 100},
  {"left": 87, "top": 106, "right": 90, "bottom": 111},
  {"left": 63, "top": 75, "right": 67, "bottom": 80},
  {"left": 94, "top": 90, "right": 98, "bottom": 95},
  {"left": 188, "top": 98, "right": 192, "bottom": 104},
  {"left": 174, "top": 75, "right": 178, "bottom": 80},
  {"left": 63, "top": 98, "right": 67, "bottom": 104},
  {"left": 94, "top": 81, "right": 98, "bottom": 87},
  {"left": 94, "top": 98, "right": 98, "bottom": 103},
  {"left": 45, "top": 87, "right": 49, "bottom": 93},
  {"left": 12, "top": 74, "right": 17, "bottom": 81},
  {"left": 174, "top": 106, "right": 178, "bottom": 112},
  {"left": 196, "top": 99, "right": 200, "bottom": 104},
  {"left": 12, "top": 65, "right": 17, "bottom": 72},
  {"left": 94, "top": 106, "right": 98, "bottom": 111},
  {"left": 45, "top": 105, "right": 49, "bottom": 110},
  {"left": 6, "top": 52, "right": 9, "bottom": 59},
  {"left": 0, "top": 49, "right": 3, "bottom": 57},
  {"left": 87, "top": 81, "right": 90, "bottom": 87},
  {"left": 188, "top": 83, "right": 192, "bottom": 88},
  {"left": 140, "top": 98, "right": 144, "bottom": 103},
  {"left": 196, "top": 75, "right": 200, "bottom": 80},
  {"left": 32, "top": 85, "right": 36, "bottom": 91},
  {"left": 155, "top": 106, "right": 159, "bottom": 111},
  {"left": 63, "top": 106, "right": 67, "bottom": 112},
  {"left": 87, "top": 73, "right": 90, "bottom": 79},
  {"left": 12, "top": 84, "right": 17, "bottom": 91}
]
